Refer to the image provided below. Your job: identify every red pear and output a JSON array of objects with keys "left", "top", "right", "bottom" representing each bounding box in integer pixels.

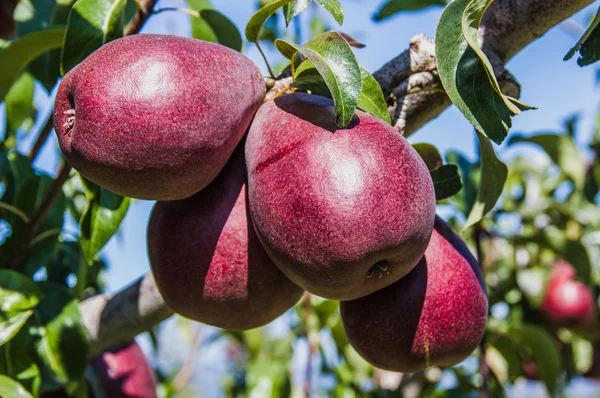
[
  {"left": 340, "top": 216, "right": 488, "bottom": 372},
  {"left": 89, "top": 340, "right": 157, "bottom": 398},
  {"left": 540, "top": 260, "right": 595, "bottom": 327},
  {"left": 54, "top": 34, "right": 265, "bottom": 200},
  {"left": 245, "top": 93, "right": 436, "bottom": 300},
  {"left": 147, "top": 145, "right": 304, "bottom": 330},
  {"left": 41, "top": 340, "right": 157, "bottom": 398}
]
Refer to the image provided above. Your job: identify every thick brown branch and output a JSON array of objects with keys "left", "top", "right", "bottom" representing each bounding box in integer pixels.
[
  {"left": 125, "top": 0, "right": 158, "bottom": 36},
  {"left": 28, "top": 113, "right": 54, "bottom": 161},
  {"left": 80, "top": 273, "right": 174, "bottom": 357},
  {"left": 375, "top": 0, "right": 594, "bottom": 136}
]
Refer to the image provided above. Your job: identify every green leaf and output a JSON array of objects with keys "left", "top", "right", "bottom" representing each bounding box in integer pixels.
[
  {"left": 463, "top": 131, "right": 507, "bottom": 231},
  {"left": 28, "top": 283, "right": 89, "bottom": 390},
  {"left": 245, "top": 0, "right": 293, "bottom": 43},
  {"left": 78, "top": 176, "right": 130, "bottom": 264},
  {"left": 61, "top": 0, "right": 127, "bottom": 75},
  {"left": 0, "top": 329, "right": 41, "bottom": 396},
  {"left": 357, "top": 67, "right": 391, "bottom": 123},
  {"left": 0, "top": 29, "right": 65, "bottom": 101},
  {"left": 492, "top": 336, "right": 522, "bottom": 382},
  {"left": 22, "top": 0, "right": 76, "bottom": 91},
  {"left": 314, "top": 0, "right": 343, "bottom": 25},
  {"left": 0, "top": 312, "right": 33, "bottom": 349},
  {"left": 276, "top": 32, "right": 361, "bottom": 127},
  {"left": 412, "top": 143, "right": 443, "bottom": 170},
  {"left": 0, "top": 152, "right": 35, "bottom": 205},
  {"left": 436, "top": 0, "right": 522, "bottom": 144},
  {"left": 0, "top": 172, "right": 67, "bottom": 272},
  {"left": 462, "top": 0, "right": 523, "bottom": 116},
  {"left": 508, "top": 133, "right": 586, "bottom": 190},
  {"left": 4, "top": 72, "right": 36, "bottom": 142},
  {"left": 564, "top": 6, "right": 600, "bottom": 66},
  {"left": 510, "top": 324, "right": 561, "bottom": 395},
  {"left": 199, "top": 9, "right": 243, "bottom": 52},
  {"left": 571, "top": 336, "right": 594, "bottom": 374},
  {"left": 373, "top": 0, "right": 446, "bottom": 21},
  {"left": 446, "top": 151, "right": 477, "bottom": 216},
  {"left": 283, "top": 0, "right": 312, "bottom": 26},
  {"left": 431, "top": 164, "right": 463, "bottom": 201},
  {"left": 516, "top": 267, "right": 547, "bottom": 308},
  {"left": 188, "top": 0, "right": 217, "bottom": 43},
  {"left": 0, "top": 375, "right": 34, "bottom": 398},
  {"left": 291, "top": 74, "right": 333, "bottom": 98},
  {"left": 0, "top": 270, "right": 43, "bottom": 314}
]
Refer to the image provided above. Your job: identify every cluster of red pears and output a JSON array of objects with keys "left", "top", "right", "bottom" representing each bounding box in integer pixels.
[{"left": 54, "top": 34, "right": 489, "bottom": 373}]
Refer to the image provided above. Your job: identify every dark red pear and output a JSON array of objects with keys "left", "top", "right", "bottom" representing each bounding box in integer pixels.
[
  {"left": 540, "top": 260, "right": 595, "bottom": 327},
  {"left": 245, "top": 93, "right": 436, "bottom": 300},
  {"left": 89, "top": 340, "right": 157, "bottom": 398},
  {"left": 40, "top": 340, "right": 156, "bottom": 398},
  {"left": 340, "top": 216, "right": 488, "bottom": 372},
  {"left": 54, "top": 33, "right": 265, "bottom": 200},
  {"left": 147, "top": 145, "right": 304, "bottom": 330}
]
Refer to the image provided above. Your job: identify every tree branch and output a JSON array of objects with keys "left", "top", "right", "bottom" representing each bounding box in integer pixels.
[
  {"left": 80, "top": 273, "right": 174, "bottom": 357},
  {"left": 374, "top": 0, "right": 595, "bottom": 136},
  {"left": 125, "top": 0, "right": 158, "bottom": 36},
  {"left": 77, "top": 0, "right": 595, "bottom": 354}
]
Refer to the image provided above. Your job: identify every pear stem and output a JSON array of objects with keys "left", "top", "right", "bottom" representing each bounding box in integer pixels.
[{"left": 256, "top": 41, "right": 276, "bottom": 79}]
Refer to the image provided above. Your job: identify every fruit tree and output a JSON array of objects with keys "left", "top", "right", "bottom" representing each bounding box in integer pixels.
[{"left": 1, "top": 0, "right": 600, "bottom": 397}]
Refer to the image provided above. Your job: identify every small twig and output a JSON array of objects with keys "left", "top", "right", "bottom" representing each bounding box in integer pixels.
[
  {"left": 0, "top": 201, "right": 30, "bottom": 223},
  {"left": 302, "top": 292, "right": 317, "bottom": 398},
  {"left": 28, "top": 113, "right": 54, "bottom": 161},
  {"left": 124, "top": 0, "right": 158, "bottom": 36},
  {"left": 8, "top": 163, "right": 72, "bottom": 270},
  {"left": 153, "top": 7, "right": 201, "bottom": 18},
  {"left": 474, "top": 224, "right": 489, "bottom": 398},
  {"left": 172, "top": 327, "right": 203, "bottom": 392}
]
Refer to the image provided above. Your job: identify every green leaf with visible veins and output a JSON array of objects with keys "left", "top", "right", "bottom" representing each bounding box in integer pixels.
[
  {"left": 463, "top": 131, "right": 507, "bottom": 231},
  {"left": 0, "top": 375, "right": 34, "bottom": 398},
  {"left": 61, "top": 0, "right": 127, "bottom": 74},
  {"left": 373, "top": 0, "right": 446, "bottom": 21},
  {"left": 275, "top": 32, "right": 361, "bottom": 127},
  {"left": 436, "top": 0, "right": 533, "bottom": 144},
  {"left": 357, "top": 67, "right": 391, "bottom": 124},
  {"left": 564, "top": 5, "right": 600, "bottom": 66},
  {"left": 0, "top": 29, "right": 65, "bottom": 101},
  {"left": 462, "top": 0, "right": 529, "bottom": 114},
  {"left": 79, "top": 175, "right": 130, "bottom": 264}
]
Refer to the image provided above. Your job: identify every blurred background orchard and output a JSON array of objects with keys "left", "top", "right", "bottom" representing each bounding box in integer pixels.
[{"left": 3, "top": 0, "right": 600, "bottom": 396}]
